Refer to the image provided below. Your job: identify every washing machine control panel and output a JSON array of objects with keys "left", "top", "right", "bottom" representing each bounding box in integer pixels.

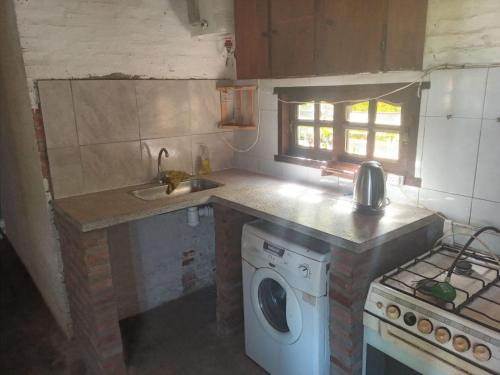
[
  {"left": 263, "top": 242, "right": 285, "bottom": 257},
  {"left": 242, "top": 226, "right": 330, "bottom": 296}
]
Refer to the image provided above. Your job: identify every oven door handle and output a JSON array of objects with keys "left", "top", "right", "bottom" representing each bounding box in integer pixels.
[{"left": 379, "top": 321, "right": 490, "bottom": 375}]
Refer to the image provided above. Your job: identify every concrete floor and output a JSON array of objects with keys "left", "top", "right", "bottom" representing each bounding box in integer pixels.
[
  {"left": 0, "top": 238, "right": 266, "bottom": 375},
  {"left": 122, "top": 287, "right": 266, "bottom": 375},
  {"left": 0, "top": 238, "right": 84, "bottom": 375}
]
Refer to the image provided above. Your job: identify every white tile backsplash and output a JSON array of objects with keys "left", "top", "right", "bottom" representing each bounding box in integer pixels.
[
  {"left": 42, "top": 79, "right": 233, "bottom": 198},
  {"left": 258, "top": 158, "right": 283, "bottom": 178},
  {"left": 421, "top": 117, "right": 481, "bottom": 196},
  {"left": 72, "top": 80, "right": 140, "bottom": 145},
  {"left": 47, "top": 147, "right": 84, "bottom": 198},
  {"left": 473, "top": 119, "right": 500, "bottom": 202},
  {"left": 136, "top": 80, "right": 191, "bottom": 139},
  {"left": 470, "top": 198, "right": 500, "bottom": 228},
  {"left": 414, "top": 116, "right": 426, "bottom": 178},
  {"left": 38, "top": 80, "right": 79, "bottom": 149},
  {"left": 483, "top": 67, "right": 500, "bottom": 120},
  {"left": 419, "top": 88, "right": 429, "bottom": 117},
  {"left": 426, "top": 69, "right": 488, "bottom": 118},
  {"left": 188, "top": 80, "right": 222, "bottom": 135},
  {"left": 80, "top": 141, "right": 144, "bottom": 193},
  {"left": 387, "top": 185, "right": 419, "bottom": 206},
  {"left": 235, "top": 68, "right": 500, "bottom": 231},
  {"left": 191, "top": 132, "right": 234, "bottom": 174},
  {"left": 418, "top": 189, "right": 472, "bottom": 223}
]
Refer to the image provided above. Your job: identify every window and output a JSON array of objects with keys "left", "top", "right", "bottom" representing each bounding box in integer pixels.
[
  {"left": 292, "top": 102, "right": 334, "bottom": 158},
  {"left": 275, "top": 83, "right": 423, "bottom": 185}
]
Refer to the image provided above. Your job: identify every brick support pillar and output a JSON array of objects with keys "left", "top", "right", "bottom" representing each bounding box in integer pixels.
[
  {"left": 213, "top": 204, "right": 255, "bottom": 336},
  {"left": 329, "top": 219, "right": 443, "bottom": 375},
  {"left": 57, "top": 216, "right": 127, "bottom": 375}
]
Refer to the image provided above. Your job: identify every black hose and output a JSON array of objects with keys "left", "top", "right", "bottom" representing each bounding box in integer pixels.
[{"left": 446, "top": 226, "right": 500, "bottom": 279}]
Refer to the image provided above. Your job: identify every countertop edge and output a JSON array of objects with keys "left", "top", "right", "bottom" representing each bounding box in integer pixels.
[{"left": 52, "top": 170, "right": 441, "bottom": 253}]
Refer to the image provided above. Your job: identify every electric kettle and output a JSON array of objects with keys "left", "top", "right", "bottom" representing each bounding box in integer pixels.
[{"left": 353, "top": 161, "right": 390, "bottom": 214}]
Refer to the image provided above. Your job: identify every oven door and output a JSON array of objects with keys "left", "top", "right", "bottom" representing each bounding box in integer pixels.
[{"left": 363, "top": 313, "right": 491, "bottom": 375}]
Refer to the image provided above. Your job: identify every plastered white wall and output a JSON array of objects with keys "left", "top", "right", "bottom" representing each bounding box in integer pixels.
[
  {"left": 0, "top": 0, "right": 71, "bottom": 336},
  {"left": 424, "top": 0, "right": 500, "bottom": 67},
  {"left": 13, "top": 0, "right": 235, "bottom": 105}
]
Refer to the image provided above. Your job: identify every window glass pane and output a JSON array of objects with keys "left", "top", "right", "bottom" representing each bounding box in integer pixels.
[
  {"left": 320, "top": 127, "right": 333, "bottom": 150},
  {"left": 346, "top": 129, "right": 368, "bottom": 156},
  {"left": 346, "top": 101, "right": 369, "bottom": 123},
  {"left": 298, "top": 102, "right": 314, "bottom": 120},
  {"left": 297, "top": 126, "right": 315, "bottom": 148},
  {"left": 320, "top": 103, "right": 334, "bottom": 121},
  {"left": 376, "top": 101, "right": 401, "bottom": 126},
  {"left": 374, "top": 132, "right": 400, "bottom": 160}
]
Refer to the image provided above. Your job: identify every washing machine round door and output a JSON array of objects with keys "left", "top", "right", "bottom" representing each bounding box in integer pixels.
[{"left": 251, "top": 267, "right": 302, "bottom": 344}]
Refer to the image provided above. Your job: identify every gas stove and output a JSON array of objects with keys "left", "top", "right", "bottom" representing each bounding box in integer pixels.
[{"left": 364, "top": 244, "right": 499, "bottom": 374}]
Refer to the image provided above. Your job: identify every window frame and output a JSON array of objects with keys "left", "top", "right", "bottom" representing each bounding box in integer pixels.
[
  {"left": 290, "top": 102, "right": 335, "bottom": 161},
  {"left": 275, "top": 83, "right": 425, "bottom": 186}
]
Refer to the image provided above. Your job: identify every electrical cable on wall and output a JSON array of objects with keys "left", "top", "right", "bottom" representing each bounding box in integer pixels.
[
  {"left": 219, "top": 85, "right": 262, "bottom": 153},
  {"left": 220, "top": 62, "right": 500, "bottom": 153},
  {"left": 276, "top": 62, "right": 500, "bottom": 106}
]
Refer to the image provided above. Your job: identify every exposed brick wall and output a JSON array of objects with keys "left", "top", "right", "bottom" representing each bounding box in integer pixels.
[
  {"left": 32, "top": 108, "right": 50, "bottom": 179},
  {"left": 329, "top": 219, "right": 443, "bottom": 375},
  {"left": 107, "top": 224, "right": 140, "bottom": 321},
  {"left": 107, "top": 211, "right": 216, "bottom": 321},
  {"left": 213, "top": 204, "right": 255, "bottom": 336},
  {"left": 57, "top": 216, "right": 126, "bottom": 375},
  {"left": 56, "top": 199, "right": 441, "bottom": 375}
]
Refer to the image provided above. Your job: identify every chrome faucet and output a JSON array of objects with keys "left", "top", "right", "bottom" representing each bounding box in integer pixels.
[{"left": 157, "top": 148, "right": 173, "bottom": 193}]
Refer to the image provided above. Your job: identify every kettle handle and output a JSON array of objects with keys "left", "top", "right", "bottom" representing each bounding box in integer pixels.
[{"left": 382, "top": 197, "right": 391, "bottom": 208}]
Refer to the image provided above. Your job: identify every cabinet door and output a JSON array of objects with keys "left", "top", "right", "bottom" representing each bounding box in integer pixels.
[
  {"left": 235, "top": 0, "right": 271, "bottom": 79},
  {"left": 315, "top": 0, "right": 387, "bottom": 75},
  {"left": 384, "top": 0, "right": 428, "bottom": 71},
  {"left": 270, "top": 0, "right": 315, "bottom": 78}
]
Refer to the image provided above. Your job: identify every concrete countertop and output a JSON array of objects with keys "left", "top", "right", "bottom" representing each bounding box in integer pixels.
[{"left": 53, "top": 169, "right": 439, "bottom": 252}]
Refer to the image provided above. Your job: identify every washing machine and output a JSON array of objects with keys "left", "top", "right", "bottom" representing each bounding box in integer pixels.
[{"left": 242, "top": 220, "right": 331, "bottom": 375}]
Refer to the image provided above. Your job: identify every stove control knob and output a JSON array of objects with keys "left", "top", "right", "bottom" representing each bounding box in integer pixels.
[
  {"left": 435, "top": 327, "right": 451, "bottom": 343},
  {"left": 386, "top": 305, "right": 400, "bottom": 320},
  {"left": 403, "top": 312, "right": 417, "bottom": 326},
  {"left": 417, "top": 319, "right": 433, "bottom": 334},
  {"left": 473, "top": 344, "right": 491, "bottom": 362},
  {"left": 453, "top": 335, "right": 470, "bottom": 352}
]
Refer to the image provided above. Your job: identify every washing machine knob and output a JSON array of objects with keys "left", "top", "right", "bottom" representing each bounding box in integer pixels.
[{"left": 298, "top": 264, "right": 310, "bottom": 278}]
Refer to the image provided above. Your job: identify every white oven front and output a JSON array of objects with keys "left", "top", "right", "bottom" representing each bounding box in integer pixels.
[{"left": 363, "top": 313, "right": 493, "bottom": 375}]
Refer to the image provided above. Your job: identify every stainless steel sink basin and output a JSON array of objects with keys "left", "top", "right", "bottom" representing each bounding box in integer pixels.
[{"left": 130, "top": 178, "right": 222, "bottom": 201}]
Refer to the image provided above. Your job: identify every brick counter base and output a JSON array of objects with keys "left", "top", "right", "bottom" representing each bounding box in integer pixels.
[
  {"left": 56, "top": 204, "right": 441, "bottom": 375},
  {"left": 329, "top": 220, "right": 443, "bottom": 375},
  {"left": 212, "top": 205, "right": 443, "bottom": 375},
  {"left": 57, "top": 217, "right": 126, "bottom": 375},
  {"left": 213, "top": 204, "right": 255, "bottom": 336}
]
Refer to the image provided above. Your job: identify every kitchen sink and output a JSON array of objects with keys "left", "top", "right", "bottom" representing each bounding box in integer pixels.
[{"left": 130, "top": 178, "right": 222, "bottom": 201}]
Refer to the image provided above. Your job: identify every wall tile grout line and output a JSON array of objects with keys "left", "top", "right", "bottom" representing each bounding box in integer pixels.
[
  {"left": 69, "top": 80, "right": 86, "bottom": 195},
  {"left": 133, "top": 81, "right": 143, "bottom": 162},
  {"left": 468, "top": 68, "right": 491, "bottom": 224}
]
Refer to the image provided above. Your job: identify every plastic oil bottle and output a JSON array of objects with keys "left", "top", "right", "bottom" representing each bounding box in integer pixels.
[{"left": 199, "top": 143, "right": 211, "bottom": 175}]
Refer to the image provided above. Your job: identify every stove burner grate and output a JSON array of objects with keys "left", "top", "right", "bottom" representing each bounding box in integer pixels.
[{"left": 380, "top": 244, "right": 500, "bottom": 332}]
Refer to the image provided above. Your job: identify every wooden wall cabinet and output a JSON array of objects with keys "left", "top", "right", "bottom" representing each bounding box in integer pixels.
[
  {"left": 234, "top": 0, "right": 428, "bottom": 79},
  {"left": 270, "top": 0, "right": 315, "bottom": 77},
  {"left": 234, "top": 0, "right": 271, "bottom": 79}
]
